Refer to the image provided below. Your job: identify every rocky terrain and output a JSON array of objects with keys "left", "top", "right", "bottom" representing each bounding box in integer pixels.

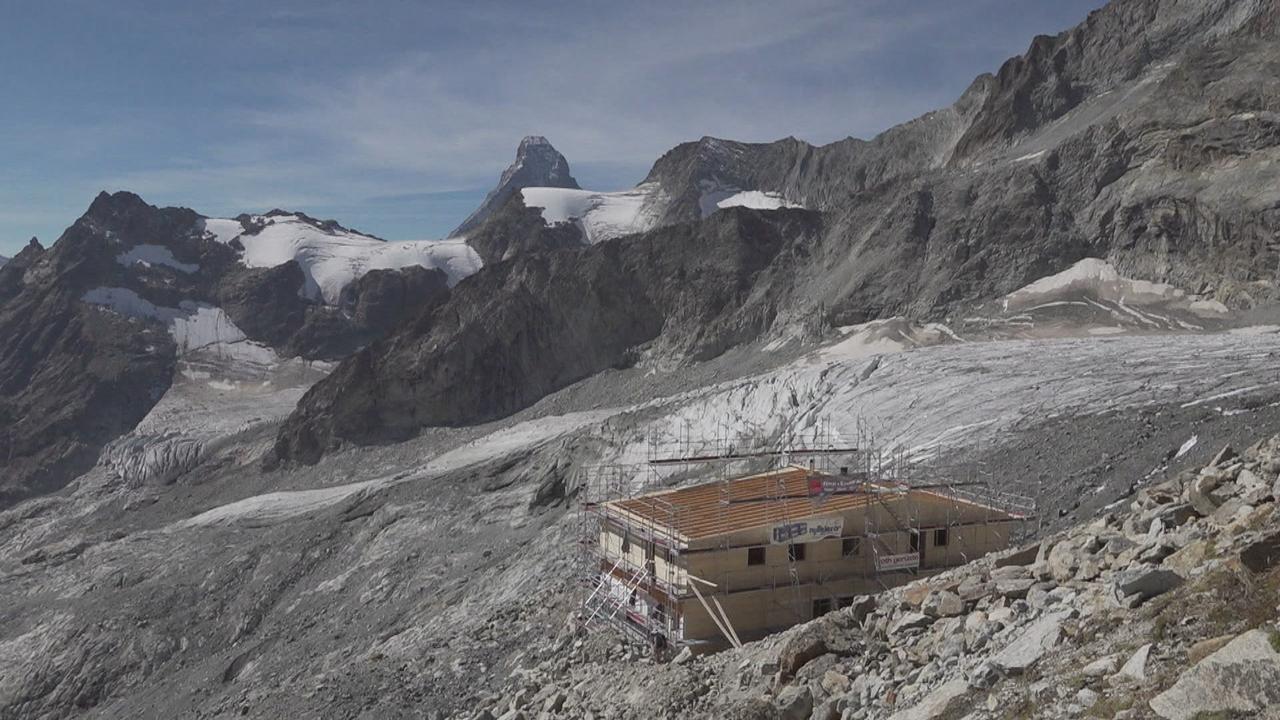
[
  {"left": 3, "top": 313, "right": 1280, "bottom": 719},
  {"left": 479, "top": 434, "right": 1280, "bottom": 720},
  {"left": 276, "top": 0, "right": 1280, "bottom": 467},
  {"left": 2, "top": 0, "right": 1280, "bottom": 718},
  {"left": 0, "top": 194, "right": 476, "bottom": 506}
]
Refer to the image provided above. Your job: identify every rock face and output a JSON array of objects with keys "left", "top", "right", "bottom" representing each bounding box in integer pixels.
[
  {"left": 279, "top": 0, "right": 1280, "bottom": 465},
  {"left": 1149, "top": 629, "right": 1280, "bottom": 719},
  {"left": 274, "top": 208, "right": 821, "bottom": 463},
  {"left": 452, "top": 136, "right": 580, "bottom": 237},
  {"left": 461, "top": 190, "right": 586, "bottom": 265},
  {"left": 0, "top": 192, "right": 456, "bottom": 505},
  {"left": 0, "top": 193, "right": 206, "bottom": 506}
]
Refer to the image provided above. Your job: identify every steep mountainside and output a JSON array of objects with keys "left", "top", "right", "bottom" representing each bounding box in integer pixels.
[
  {"left": 277, "top": 0, "right": 1280, "bottom": 464},
  {"left": 275, "top": 208, "right": 822, "bottom": 463},
  {"left": 0, "top": 193, "right": 474, "bottom": 506},
  {"left": 452, "top": 135, "right": 580, "bottom": 238}
]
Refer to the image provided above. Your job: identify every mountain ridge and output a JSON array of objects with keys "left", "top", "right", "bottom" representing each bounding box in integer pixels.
[{"left": 272, "top": 0, "right": 1280, "bottom": 466}]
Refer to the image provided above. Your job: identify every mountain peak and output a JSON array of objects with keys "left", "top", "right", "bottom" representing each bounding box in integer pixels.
[
  {"left": 519, "top": 135, "right": 553, "bottom": 149},
  {"left": 451, "top": 135, "right": 580, "bottom": 236}
]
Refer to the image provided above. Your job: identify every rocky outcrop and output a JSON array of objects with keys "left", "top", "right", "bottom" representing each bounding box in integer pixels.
[
  {"left": 278, "top": 0, "right": 1280, "bottom": 466},
  {"left": 472, "top": 429, "right": 1280, "bottom": 720},
  {"left": 460, "top": 191, "right": 586, "bottom": 265},
  {"left": 0, "top": 192, "right": 455, "bottom": 505},
  {"left": 452, "top": 135, "right": 580, "bottom": 237},
  {"left": 273, "top": 208, "right": 821, "bottom": 463},
  {"left": 0, "top": 193, "right": 198, "bottom": 506},
  {"left": 1149, "top": 628, "right": 1280, "bottom": 719}
]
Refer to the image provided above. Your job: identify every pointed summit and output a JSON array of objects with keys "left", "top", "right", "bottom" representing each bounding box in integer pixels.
[{"left": 452, "top": 135, "right": 580, "bottom": 236}]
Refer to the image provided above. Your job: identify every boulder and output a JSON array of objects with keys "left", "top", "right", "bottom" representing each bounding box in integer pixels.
[
  {"left": 921, "top": 591, "right": 964, "bottom": 618},
  {"left": 991, "top": 611, "right": 1067, "bottom": 674},
  {"left": 774, "top": 684, "right": 813, "bottom": 720},
  {"left": 778, "top": 633, "right": 827, "bottom": 680},
  {"left": 1149, "top": 629, "right": 1280, "bottom": 720},
  {"left": 1047, "top": 542, "right": 1082, "bottom": 582},
  {"left": 1187, "top": 634, "right": 1234, "bottom": 664},
  {"left": 1163, "top": 539, "right": 1211, "bottom": 576},
  {"left": 821, "top": 670, "right": 851, "bottom": 696},
  {"left": 990, "top": 565, "right": 1030, "bottom": 580},
  {"left": 1189, "top": 474, "right": 1227, "bottom": 517},
  {"left": 811, "top": 698, "right": 840, "bottom": 720},
  {"left": 889, "top": 612, "right": 933, "bottom": 635},
  {"left": 886, "top": 679, "right": 970, "bottom": 720},
  {"left": 957, "top": 576, "right": 995, "bottom": 602},
  {"left": 1152, "top": 503, "right": 1199, "bottom": 530},
  {"left": 1237, "top": 467, "right": 1267, "bottom": 491},
  {"left": 845, "top": 595, "right": 877, "bottom": 625},
  {"left": 1107, "top": 643, "right": 1150, "bottom": 684},
  {"left": 1239, "top": 530, "right": 1280, "bottom": 573},
  {"left": 1075, "top": 557, "right": 1102, "bottom": 581},
  {"left": 1082, "top": 655, "right": 1118, "bottom": 677},
  {"left": 1109, "top": 567, "right": 1183, "bottom": 605},
  {"left": 994, "top": 543, "right": 1040, "bottom": 568},
  {"left": 967, "top": 660, "right": 1003, "bottom": 689},
  {"left": 1210, "top": 444, "right": 1238, "bottom": 467},
  {"left": 901, "top": 584, "right": 932, "bottom": 609},
  {"left": 995, "top": 577, "right": 1035, "bottom": 600}
]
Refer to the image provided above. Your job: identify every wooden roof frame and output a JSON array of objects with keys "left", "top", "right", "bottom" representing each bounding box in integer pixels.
[{"left": 605, "top": 465, "right": 1024, "bottom": 543}]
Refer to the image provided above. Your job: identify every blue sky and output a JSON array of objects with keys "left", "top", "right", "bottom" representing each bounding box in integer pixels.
[{"left": 0, "top": 0, "right": 1104, "bottom": 256}]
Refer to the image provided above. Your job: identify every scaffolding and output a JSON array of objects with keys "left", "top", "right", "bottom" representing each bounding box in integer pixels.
[{"left": 576, "top": 418, "right": 1037, "bottom": 653}]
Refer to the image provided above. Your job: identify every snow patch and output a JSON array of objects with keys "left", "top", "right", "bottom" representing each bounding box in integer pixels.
[
  {"left": 715, "top": 190, "right": 800, "bottom": 212},
  {"left": 1014, "top": 150, "right": 1046, "bottom": 162},
  {"left": 200, "top": 218, "right": 245, "bottom": 245},
  {"left": 1003, "top": 259, "right": 1228, "bottom": 322},
  {"left": 814, "top": 318, "right": 960, "bottom": 363},
  {"left": 217, "top": 215, "right": 482, "bottom": 304},
  {"left": 82, "top": 287, "right": 279, "bottom": 363},
  {"left": 520, "top": 185, "right": 660, "bottom": 244},
  {"left": 116, "top": 244, "right": 199, "bottom": 274}
]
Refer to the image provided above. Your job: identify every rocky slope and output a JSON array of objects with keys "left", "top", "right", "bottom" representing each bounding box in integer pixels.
[
  {"left": 274, "top": 208, "right": 822, "bottom": 463},
  {"left": 3, "top": 319, "right": 1279, "bottom": 719},
  {"left": 452, "top": 135, "right": 581, "bottom": 239},
  {"left": 277, "top": 0, "right": 1280, "bottom": 465},
  {"left": 475, "top": 433, "right": 1280, "bottom": 720},
  {"left": 0, "top": 193, "right": 472, "bottom": 506}
]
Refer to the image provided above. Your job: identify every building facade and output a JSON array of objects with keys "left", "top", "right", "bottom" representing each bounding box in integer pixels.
[{"left": 582, "top": 466, "right": 1029, "bottom": 651}]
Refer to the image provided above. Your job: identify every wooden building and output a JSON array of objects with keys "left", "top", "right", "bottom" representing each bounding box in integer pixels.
[{"left": 581, "top": 465, "right": 1029, "bottom": 651}]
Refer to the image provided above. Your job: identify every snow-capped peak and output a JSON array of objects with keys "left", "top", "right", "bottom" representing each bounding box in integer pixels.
[
  {"left": 202, "top": 213, "right": 482, "bottom": 305},
  {"left": 452, "top": 135, "right": 581, "bottom": 236}
]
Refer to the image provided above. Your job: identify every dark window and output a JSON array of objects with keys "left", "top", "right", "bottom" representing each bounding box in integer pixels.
[
  {"left": 909, "top": 531, "right": 920, "bottom": 553},
  {"left": 788, "top": 543, "right": 807, "bottom": 562},
  {"left": 621, "top": 531, "right": 631, "bottom": 554},
  {"left": 934, "top": 528, "right": 949, "bottom": 547},
  {"left": 842, "top": 537, "right": 861, "bottom": 557},
  {"left": 812, "top": 598, "right": 833, "bottom": 617},
  {"left": 747, "top": 547, "right": 766, "bottom": 566},
  {"left": 837, "top": 596, "right": 855, "bottom": 609},
  {"left": 659, "top": 546, "right": 673, "bottom": 563}
]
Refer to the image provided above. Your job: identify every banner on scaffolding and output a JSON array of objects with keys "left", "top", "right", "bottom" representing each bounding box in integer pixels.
[
  {"left": 807, "top": 472, "right": 871, "bottom": 496},
  {"left": 875, "top": 552, "right": 921, "bottom": 572},
  {"left": 769, "top": 516, "right": 844, "bottom": 544}
]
